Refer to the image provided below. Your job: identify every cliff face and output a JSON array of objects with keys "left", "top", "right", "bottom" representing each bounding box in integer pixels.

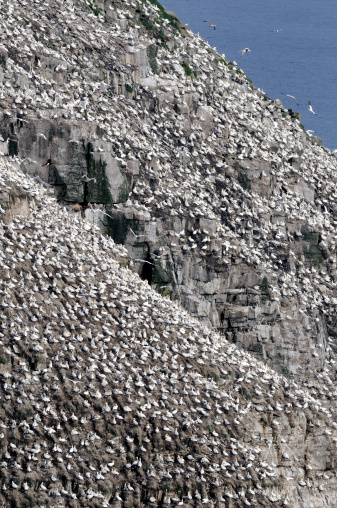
[
  {"left": 1, "top": 0, "right": 336, "bottom": 383},
  {"left": 1, "top": 0, "right": 337, "bottom": 505},
  {"left": 1, "top": 159, "right": 337, "bottom": 508}
]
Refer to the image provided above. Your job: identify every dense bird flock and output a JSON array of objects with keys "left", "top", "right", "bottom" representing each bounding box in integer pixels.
[
  {"left": 0, "top": 159, "right": 337, "bottom": 507},
  {"left": 1, "top": 0, "right": 337, "bottom": 506},
  {"left": 1, "top": 0, "right": 337, "bottom": 326}
]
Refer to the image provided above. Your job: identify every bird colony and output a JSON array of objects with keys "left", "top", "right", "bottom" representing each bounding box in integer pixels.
[
  {"left": 1, "top": 0, "right": 337, "bottom": 505},
  {"left": 1, "top": 156, "right": 337, "bottom": 506}
]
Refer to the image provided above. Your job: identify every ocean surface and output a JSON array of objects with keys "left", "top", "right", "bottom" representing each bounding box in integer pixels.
[{"left": 162, "top": 0, "right": 337, "bottom": 151}]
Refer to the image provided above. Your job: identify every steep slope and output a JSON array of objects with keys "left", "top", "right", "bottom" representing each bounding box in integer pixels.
[
  {"left": 1, "top": 2, "right": 337, "bottom": 505},
  {"left": 1, "top": 160, "right": 337, "bottom": 507},
  {"left": 0, "top": 0, "right": 336, "bottom": 383}
]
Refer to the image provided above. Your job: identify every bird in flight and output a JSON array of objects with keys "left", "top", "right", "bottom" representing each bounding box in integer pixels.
[
  {"left": 308, "top": 101, "right": 317, "bottom": 115},
  {"left": 203, "top": 20, "right": 216, "bottom": 30},
  {"left": 271, "top": 29, "right": 282, "bottom": 33},
  {"left": 281, "top": 93, "right": 299, "bottom": 106},
  {"left": 240, "top": 48, "right": 251, "bottom": 57}
]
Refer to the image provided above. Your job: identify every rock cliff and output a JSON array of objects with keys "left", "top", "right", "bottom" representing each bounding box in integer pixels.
[
  {"left": 1, "top": 158, "right": 337, "bottom": 508},
  {"left": 1, "top": 0, "right": 337, "bottom": 505}
]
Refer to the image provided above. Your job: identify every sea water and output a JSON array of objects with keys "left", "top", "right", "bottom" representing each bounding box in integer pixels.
[{"left": 162, "top": 0, "right": 337, "bottom": 150}]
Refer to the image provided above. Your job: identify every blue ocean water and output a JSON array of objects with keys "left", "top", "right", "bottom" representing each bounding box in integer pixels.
[{"left": 162, "top": 0, "right": 337, "bottom": 150}]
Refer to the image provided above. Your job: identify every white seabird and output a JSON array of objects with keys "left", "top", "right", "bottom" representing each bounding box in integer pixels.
[
  {"left": 240, "top": 48, "right": 251, "bottom": 57},
  {"left": 308, "top": 101, "right": 317, "bottom": 115},
  {"left": 281, "top": 93, "right": 299, "bottom": 106}
]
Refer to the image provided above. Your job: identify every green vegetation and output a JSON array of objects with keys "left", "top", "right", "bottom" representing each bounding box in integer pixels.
[
  {"left": 86, "top": 143, "right": 112, "bottom": 204},
  {"left": 0, "top": 52, "right": 6, "bottom": 68},
  {"left": 238, "top": 169, "right": 251, "bottom": 191},
  {"left": 251, "top": 342, "right": 263, "bottom": 355},
  {"left": 260, "top": 276, "right": 270, "bottom": 302},
  {"left": 152, "top": 258, "right": 175, "bottom": 297},
  {"left": 288, "top": 108, "right": 302, "bottom": 124},
  {"left": 144, "top": 0, "right": 181, "bottom": 32},
  {"left": 125, "top": 83, "right": 134, "bottom": 94},
  {"left": 139, "top": 0, "right": 182, "bottom": 47},
  {"left": 215, "top": 58, "right": 227, "bottom": 66},
  {"left": 105, "top": 213, "right": 139, "bottom": 245},
  {"left": 182, "top": 61, "right": 197, "bottom": 79},
  {"left": 281, "top": 365, "right": 290, "bottom": 377},
  {"left": 147, "top": 44, "right": 159, "bottom": 74},
  {"left": 117, "top": 178, "right": 130, "bottom": 203},
  {"left": 87, "top": 0, "right": 103, "bottom": 16}
]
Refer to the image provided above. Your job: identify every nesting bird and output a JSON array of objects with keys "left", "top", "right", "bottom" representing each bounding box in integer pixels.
[{"left": 0, "top": 0, "right": 335, "bottom": 506}]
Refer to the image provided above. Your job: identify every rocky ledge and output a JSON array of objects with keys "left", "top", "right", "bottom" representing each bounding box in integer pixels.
[
  {"left": 1, "top": 0, "right": 337, "bottom": 506},
  {"left": 0, "top": 160, "right": 337, "bottom": 507}
]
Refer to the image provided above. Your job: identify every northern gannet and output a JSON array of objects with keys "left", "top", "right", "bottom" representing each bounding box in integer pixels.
[
  {"left": 308, "top": 101, "right": 317, "bottom": 115},
  {"left": 240, "top": 48, "right": 251, "bottom": 57},
  {"left": 281, "top": 93, "right": 299, "bottom": 106},
  {"left": 203, "top": 20, "right": 216, "bottom": 30}
]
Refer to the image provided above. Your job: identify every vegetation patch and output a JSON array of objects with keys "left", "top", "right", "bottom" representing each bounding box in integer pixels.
[
  {"left": 86, "top": 143, "right": 112, "bottom": 204},
  {"left": 250, "top": 342, "right": 263, "bottom": 355},
  {"left": 260, "top": 276, "right": 270, "bottom": 302},
  {"left": 238, "top": 169, "right": 251, "bottom": 191},
  {"left": 152, "top": 258, "right": 176, "bottom": 297},
  {"left": 118, "top": 177, "right": 130, "bottom": 203},
  {"left": 87, "top": 0, "right": 103, "bottom": 16},
  {"left": 182, "top": 61, "right": 197, "bottom": 79},
  {"left": 147, "top": 44, "right": 159, "bottom": 74},
  {"left": 138, "top": 0, "right": 182, "bottom": 48},
  {"left": 105, "top": 213, "right": 139, "bottom": 245},
  {"left": 143, "top": 0, "right": 181, "bottom": 32}
]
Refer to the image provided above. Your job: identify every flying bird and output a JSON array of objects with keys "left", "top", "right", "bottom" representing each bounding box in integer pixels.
[
  {"left": 240, "top": 48, "right": 251, "bottom": 57},
  {"left": 203, "top": 20, "right": 216, "bottom": 30},
  {"left": 271, "top": 29, "right": 282, "bottom": 33},
  {"left": 281, "top": 93, "right": 299, "bottom": 106},
  {"left": 308, "top": 101, "right": 317, "bottom": 115}
]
